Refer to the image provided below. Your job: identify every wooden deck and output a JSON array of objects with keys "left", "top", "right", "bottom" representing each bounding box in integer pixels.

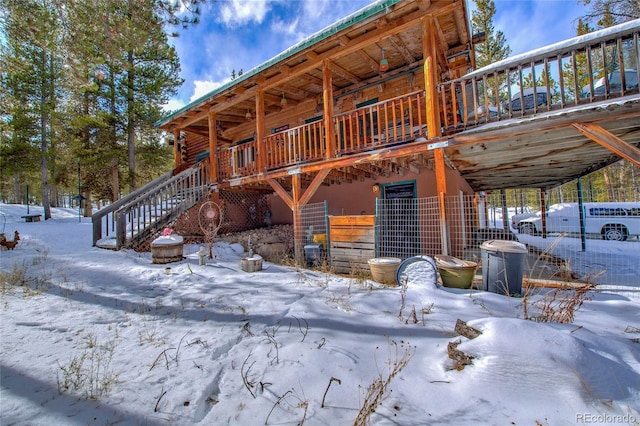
[{"left": 205, "top": 19, "right": 640, "bottom": 193}]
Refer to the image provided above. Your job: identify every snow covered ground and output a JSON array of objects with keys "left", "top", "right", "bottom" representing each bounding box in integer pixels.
[{"left": 1, "top": 204, "right": 639, "bottom": 425}]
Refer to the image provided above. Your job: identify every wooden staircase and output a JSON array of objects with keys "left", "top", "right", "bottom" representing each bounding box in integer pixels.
[{"left": 92, "top": 160, "right": 210, "bottom": 250}]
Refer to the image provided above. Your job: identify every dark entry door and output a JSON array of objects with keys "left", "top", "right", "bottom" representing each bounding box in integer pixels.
[{"left": 378, "top": 182, "right": 420, "bottom": 258}]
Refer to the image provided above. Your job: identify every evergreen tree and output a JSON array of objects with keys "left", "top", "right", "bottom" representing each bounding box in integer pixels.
[
  {"left": 471, "top": 0, "right": 511, "bottom": 69},
  {"left": 471, "top": 0, "right": 511, "bottom": 105},
  {"left": 64, "top": 0, "right": 183, "bottom": 193},
  {"left": 581, "top": 0, "right": 639, "bottom": 25},
  {"left": 0, "top": 0, "right": 68, "bottom": 219},
  {"left": 1, "top": 0, "right": 200, "bottom": 208}
]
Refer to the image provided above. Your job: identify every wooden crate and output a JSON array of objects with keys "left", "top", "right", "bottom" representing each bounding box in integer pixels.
[{"left": 328, "top": 215, "right": 376, "bottom": 274}]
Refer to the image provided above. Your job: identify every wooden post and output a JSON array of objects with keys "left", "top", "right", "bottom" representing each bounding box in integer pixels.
[
  {"left": 208, "top": 110, "right": 218, "bottom": 184},
  {"left": 173, "top": 129, "right": 181, "bottom": 168},
  {"left": 323, "top": 59, "right": 336, "bottom": 159},
  {"left": 500, "top": 188, "right": 509, "bottom": 230},
  {"left": 291, "top": 173, "right": 303, "bottom": 265},
  {"left": 423, "top": 16, "right": 448, "bottom": 255},
  {"left": 256, "top": 90, "right": 266, "bottom": 172},
  {"left": 267, "top": 169, "right": 330, "bottom": 268},
  {"left": 540, "top": 188, "right": 547, "bottom": 239}
]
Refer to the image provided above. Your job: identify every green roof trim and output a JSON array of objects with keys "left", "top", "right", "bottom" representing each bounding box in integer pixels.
[{"left": 156, "top": 0, "right": 403, "bottom": 128}]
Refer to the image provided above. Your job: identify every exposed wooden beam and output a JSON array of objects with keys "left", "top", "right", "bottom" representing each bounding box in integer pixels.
[
  {"left": 417, "top": 0, "right": 432, "bottom": 12},
  {"left": 433, "top": 19, "right": 449, "bottom": 53},
  {"left": 267, "top": 178, "right": 293, "bottom": 210},
  {"left": 453, "top": 8, "right": 470, "bottom": 45},
  {"left": 330, "top": 61, "right": 362, "bottom": 84},
  {"left": 208, "top": 111, "right": 218, "bottom": 184},
  {"left": 388, "top": 34, "right": 416, "bottom": 64},
  {"left": 323, "top": 59, "right": 336, "bottom": 158},
  {"left": 356, "top": 50, "right": 381, "bottom": 75},
  {"left": 173, "top": 129, "right": 180, "bottom": 166},
  {"left": 424, "top": 14, "right": 447, "bottom": 255},
  {"left": 572, "top": 122, "right": 640, "bottom": 166},
  {"left": 299, "top": 169, "right": 331, "bottom": 206},
  {"left": 256, "top": 90, "right": 266, "bottom": 172}
]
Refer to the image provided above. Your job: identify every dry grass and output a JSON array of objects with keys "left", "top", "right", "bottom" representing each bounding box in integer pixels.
[
  {"left": 525, "top": 284, "right": 596, "bottom": 324},
  {"left": 57, "top": 333, "right": 119, "bottom": 400},
  {"left": 354, "top": 339, "right": 414, "bottom": 426},
  {"left": 522, "top": 235, "right": 598, "bottom": 324}
]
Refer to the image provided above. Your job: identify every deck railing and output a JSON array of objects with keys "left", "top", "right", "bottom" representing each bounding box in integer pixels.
[
  {"left": 210, "top": 21, "right": 639, "bottom": 182},
  {"left": 92, "top": 170, "right": 174, "bottom": 246},
  {"left": 264, "top": 119, "right": 326, "bottom": 170},
  {"left": 218, "top": 140, "right": 259, "bottom": 180},
  {"left": 215, "top": 90, "right": 428, "bottom": 179},
  {"left": 438, "top": 20, "right": 640, "bottom": 133},
  {"left": 90, "top": 160, "right": 209, "bottom": 249},
  {"left": 114, "top": 159, "right": 209, "bottom": 249},
  {"left": 333, "top": 90, "right": 427, "bottom": 155}
]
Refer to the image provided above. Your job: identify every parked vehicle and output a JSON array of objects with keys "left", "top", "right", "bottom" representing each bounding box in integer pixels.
[
  {"left": 509, "top": 87, "right": 553, "bottom": 111},
  {"left": 510, "top": 208, "right": 537, "bottom": 230},
  {"left": 516, "top": 202, "right": 640, "bottom": 241},
  {"left": 582, "top": 69, "right": 638, "bottom": 97}
]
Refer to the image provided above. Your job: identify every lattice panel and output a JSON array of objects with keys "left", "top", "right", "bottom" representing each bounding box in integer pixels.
[{"left": 172, "top": 190, "right": 272, "bottom": 240}]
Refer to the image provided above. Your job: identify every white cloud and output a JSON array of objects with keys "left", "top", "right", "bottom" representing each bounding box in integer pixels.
[
  {"left": 190, "top": 79, "right": 229, "bottom": 103},
  {"left": 220, "top": 0, "right": 271, "bottom": 27},
  {"left": 162, "top": 98, "right": 186, "bottom": 113},
  {"left": 271, "top": 16, "right": 300, "bottom": 38}
]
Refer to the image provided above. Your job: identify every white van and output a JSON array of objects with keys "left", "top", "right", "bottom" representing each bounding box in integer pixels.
[{"left": 516, "top": 202, "right": 640, "bottom": 241}]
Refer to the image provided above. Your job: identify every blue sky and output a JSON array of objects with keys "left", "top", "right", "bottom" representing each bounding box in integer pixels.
[{"left": 166, "top": 0, "right": 589, "bottom": 111}]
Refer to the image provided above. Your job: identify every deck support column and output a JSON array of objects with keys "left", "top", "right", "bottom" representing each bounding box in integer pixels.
[
  {"left": 540, "top": 189, "right": 548, "bottom": 239},
  {"left": 257, "top": 90, "right": 266, "bottom": 172},
  {"left": 208, "top": 110, "right": 218, "bottom": 184},
  {"left": 323, "top": 59, "right": 336, "bottom": 159},
  {"left": 291, "top": 174, "right": 303, "bottom": 264},
  {"left": 423, "top": 16, "right": 448, "bottom": 255},
  {"left": 267, "top": 169, "right": 330, "bottom": 267}
]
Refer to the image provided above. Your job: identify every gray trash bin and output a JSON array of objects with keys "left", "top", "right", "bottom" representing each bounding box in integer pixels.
[
  {"left": 480, "top": 240, "right": 528, "bottom": 295},
  {"left": 304, "top": 243, "right": 323, "bottom": 266}
]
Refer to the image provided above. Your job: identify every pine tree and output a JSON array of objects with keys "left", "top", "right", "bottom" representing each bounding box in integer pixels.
[
  {"left": 63, "top": 0, "right": 184, "bottom": 193},
  {"left": 1, "top": 0, "right": 68, "bottom": 219},
  {"left": 581, "top": 0, "right": 639, "bottom": 25},
  {"left": 471, "top": 0, "right": 511, "bottom": 105},
  {"left": 471, "top": 0, "right": 511, "bottom": 69},
  {"left": 2, "top": 0, "right": 199, "bottom": 208}
]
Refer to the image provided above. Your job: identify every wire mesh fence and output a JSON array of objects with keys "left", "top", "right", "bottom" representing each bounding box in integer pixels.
[
  {"left": 210, "top": 186, "right": 638, "bottom": 288},
  {"left": 299, "top": 201, "right": 329, "bottom": 266},
  {"left": 376, "top": 197, "right": 441, "bottom": 259},
  {"left": 299, "top": 190, "right": 640, "bottom": 287},
  {"left": 490, "top": 188, "right": 640, "bottom": 287}
]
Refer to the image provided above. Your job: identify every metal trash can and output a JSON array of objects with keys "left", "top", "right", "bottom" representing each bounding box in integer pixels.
[
  {"left": 480, "top": 240, "right": 528, "bottom": 295},
  {"left": 304, "top": 243, "right": 323, "bottom": 266}
]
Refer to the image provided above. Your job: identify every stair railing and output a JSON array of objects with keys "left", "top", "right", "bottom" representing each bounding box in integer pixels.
[{"left": 92, "top": 160, "right": 209, "bottom": 249}]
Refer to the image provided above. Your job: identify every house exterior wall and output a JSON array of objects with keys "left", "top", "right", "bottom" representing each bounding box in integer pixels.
[{"left": 268, "top": 166, "right": 474, "bottom": 225}]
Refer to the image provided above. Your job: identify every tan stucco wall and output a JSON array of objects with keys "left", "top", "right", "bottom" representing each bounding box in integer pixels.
[{"left": 268, "top": 165, "right": 474, "bottom": 224}]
